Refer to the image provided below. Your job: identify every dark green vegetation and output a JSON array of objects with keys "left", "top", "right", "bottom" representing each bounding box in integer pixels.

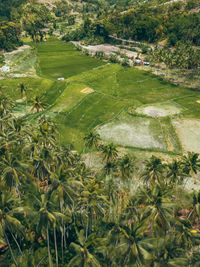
[
  {"left": 149, "top": 43, "right": 200, "bottom": 70},
  {"left": 1, "top": 95, "right": 200, "bottom": 266},
  {"left": 0, "top": 0, "right": 27, "bottom": 50},
  {"left": 67, "top": 0, "right": 200, "bottom": 47}
]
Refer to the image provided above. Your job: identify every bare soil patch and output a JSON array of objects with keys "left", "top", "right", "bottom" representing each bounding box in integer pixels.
[
  {"left": 72, "top": 42, "right": 137, "bottom": 59},
  {"left": 81, "top": 87, "right": 94, "bottom": 94}
]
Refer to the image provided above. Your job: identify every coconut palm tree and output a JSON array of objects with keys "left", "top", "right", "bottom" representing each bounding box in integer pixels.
[
  {"left": 29, "top": 190, "right": 65, "bottom": 267},
  {"left": 188, "top": 191, "right": 200, "bottom": 224},
  {"left": 104, "top": 161, "right": 117, "bottom": 176},
  {"left": 30, "top": 96, "right": 48, "bottom": 113},
  {"left": 138, "top": 185, "right": 175, "bottom": 233},
  {"left": 78, "top": 179, "right": 108, "bottom": 237},
  {"left": 84, "top": 131, "right": 100, "bottom": 167},
  {"left": 0, "top": 151, "right": 31, "bottom": 193},
  {"left": 151, "top": 233, "right": 188, "bottom": 266},
  {"left": 84, "top": 131, "right": 100, "bottom": 150},
  {"left": 0, "top": 188, "right": 28, "bottom": 266},
  {"left": 109, "top": 223, "right": 153, "bottom": 266},
  {"left": 100, "top": 143, "right": 118, "bottom": 163},
  {"left": 181, "top": 152, "right": 200, "bottom": 184},
  {"left": 0, "top": 92, "right": 14, "bottom": 116},
  {"left": 19, "top": 83, "right": 26, "bottom": 98},
  {"left": 68, "top": 229, "right": 102, "bottom": 267},
  {"left": 141, "top": 156, "right": 164, "bottom": 185},
  {"left": 118, "top": 154, "right": 134, "bottom": 180},
  {"left": 166, "top": 160, "right": 184, "bottom": 185}
]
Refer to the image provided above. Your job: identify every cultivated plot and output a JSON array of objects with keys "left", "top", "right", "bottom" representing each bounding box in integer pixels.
[
  {"left": 173, "top": 119, "right": 200, "bottom": 153},
  {"left": 97, "top": 114, "right": 171, "bottom": 151},
  {"left": 0, "top": 45, "right": 37, "bottom": 78},
  {"left": 51, "top": 83, "right": 94, "bottom": 113},
  {"left": 35, "top": 38, "right": 105, "bottom": 79},
  {"left": 135, "top": 101, "right": 184, "bottom": 117}
]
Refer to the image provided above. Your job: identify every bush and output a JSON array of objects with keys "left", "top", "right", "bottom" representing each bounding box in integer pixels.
[{"left": 168, "top": 33, "right": 178, "bottom": 46}]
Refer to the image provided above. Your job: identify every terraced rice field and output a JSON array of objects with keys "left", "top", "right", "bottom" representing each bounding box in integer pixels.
[{"left": 1, "top": 37, "right": 200, "bottom": 155}]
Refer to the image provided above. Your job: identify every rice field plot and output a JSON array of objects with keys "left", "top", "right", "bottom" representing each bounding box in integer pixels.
[
  {"left": 34, "top": 38, "right": 105, "bottom": 79},
  {"left": 159, "top": 117, "right": 182, "bottom": 152},
  {"left": 135, "top": 101, "right": 185, "bottom": 117},
  {"left": 174, "top": 95, "right": 200, "bottom": 119},
  {"left": 67, "top": 64, "right": 122, "bottom": 96},
  {"left": 51, "top": 83, "right": 94, "bottom": 113},
  {"left": 57, "top": 92, "right": 129, "bottom": 149},
  {"left": 0, "top": 45, "right": 37, "bottom": 78},
  {"left": 172, "top": 119, "right": 200, "bottom": 153},
  {"left": 0, "top": 78, "right": 54, "bottom": 102},
  {"left": 68, "top": 64, "right": 197, "bottom": 103},
  {"left": 116, "top": 68, "right": 197, "bottom": 103},
  {"left": 97, "top": 113, "right": 179, "bottom": 152}
]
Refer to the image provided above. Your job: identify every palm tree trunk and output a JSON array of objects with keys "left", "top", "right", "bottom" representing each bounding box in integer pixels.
[
  {"left": 88, "top": 207, "right": 92, "bottom": 235},
  {"left": 7, "top": 224, "right": 22, "bottom": 255},
  {"left": 46, "top": 222, "right": 52, "bottom": 267},
  {"left": 61, "top": 218, "right": 64, "bottom": 266},
  {"left": 36, "top": 256, "right": 47, "bottom": 267},
  {"left": 54, "top": 226, "right": 58, "bottom": 267},
  {"left": 3, "top": 228, "right": 18, "bottom": 267}
]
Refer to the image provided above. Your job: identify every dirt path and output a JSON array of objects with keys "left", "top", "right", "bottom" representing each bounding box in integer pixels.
[{"left": 72, "top": 41, "right": 138, "bottom": 58}]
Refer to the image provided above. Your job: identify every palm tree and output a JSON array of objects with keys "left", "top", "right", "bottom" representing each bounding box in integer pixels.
[
  {"left": 68, "top": 229, "right": 102, "bottom": 267},
  {"left": 118, "top": 154, "right": 134, "bottom": 180},
  {"left": 29, "top": 190, "right": 65, "bottom": 267},
  {"left": 30, "top": 96, "right": 48, "bottom": 113},
  {"left": 84, "top": 131, "right": 100, "bottom": 167},
  {"left": 49, "top": 167, "right": 82, "bottom": 264},
  {"left": 137, "top": 185, "right": 174, "bottom": 233},
  {"left": 151, "top": 233, "right": 188, "bottom": 266},
  {"left": 141, "top": 156, "right": 164, "bottom": 185},
  {"left": 100, "top": 143, "right": 118, "bottom": 163},
  {"left": 109, "top": 223, "right": 153, "bottom": 266},
  {"left": 0, "top": 188, "right": 27, "bottom": 266},
  {"left": 78, "top": 179, "right": 108, "bottom": 237},
  {"left": 104, "top": 176, "right": 119, "bottom": 221},
  {"left": 188, "top": 191, "right": 200, "bottom": 224},
  {"left": 0, "top": 92, "right": 14, "bottom": 116},
  {"left": 104, "top": 161, "right": 117, "bottom": 176},
  {"left": 19, "top": 83, "right": 26, "bottom": 98},
  {"left": 166, "top": 160, "right": 184, "bottom": 185},
  {"left": 181, "top": 152, "right": 200, "bottom": 184},
  {"left": 84, "top": 131, "right": 100, "bottom": 150},
  {"left": 0, "top": 152, "right": 31, "bottom": 194}
]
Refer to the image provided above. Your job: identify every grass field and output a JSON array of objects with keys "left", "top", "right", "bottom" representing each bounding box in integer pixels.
[{"left": 1, "top": 37, "right": 200, "bottom": 155}]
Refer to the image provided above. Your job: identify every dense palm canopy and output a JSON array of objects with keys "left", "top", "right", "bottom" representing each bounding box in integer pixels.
[{"left": 1, "top": 92, "right": 200, "bottom": 266}]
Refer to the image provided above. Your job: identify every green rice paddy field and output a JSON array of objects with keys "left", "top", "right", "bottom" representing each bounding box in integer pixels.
[{"left": 1, "top": 38, "right": 200, "bottom": 154}]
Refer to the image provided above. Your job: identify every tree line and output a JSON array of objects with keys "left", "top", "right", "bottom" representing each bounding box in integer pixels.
[{"left": 149, "top": 42, "right": 200, "bottom": 70}]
